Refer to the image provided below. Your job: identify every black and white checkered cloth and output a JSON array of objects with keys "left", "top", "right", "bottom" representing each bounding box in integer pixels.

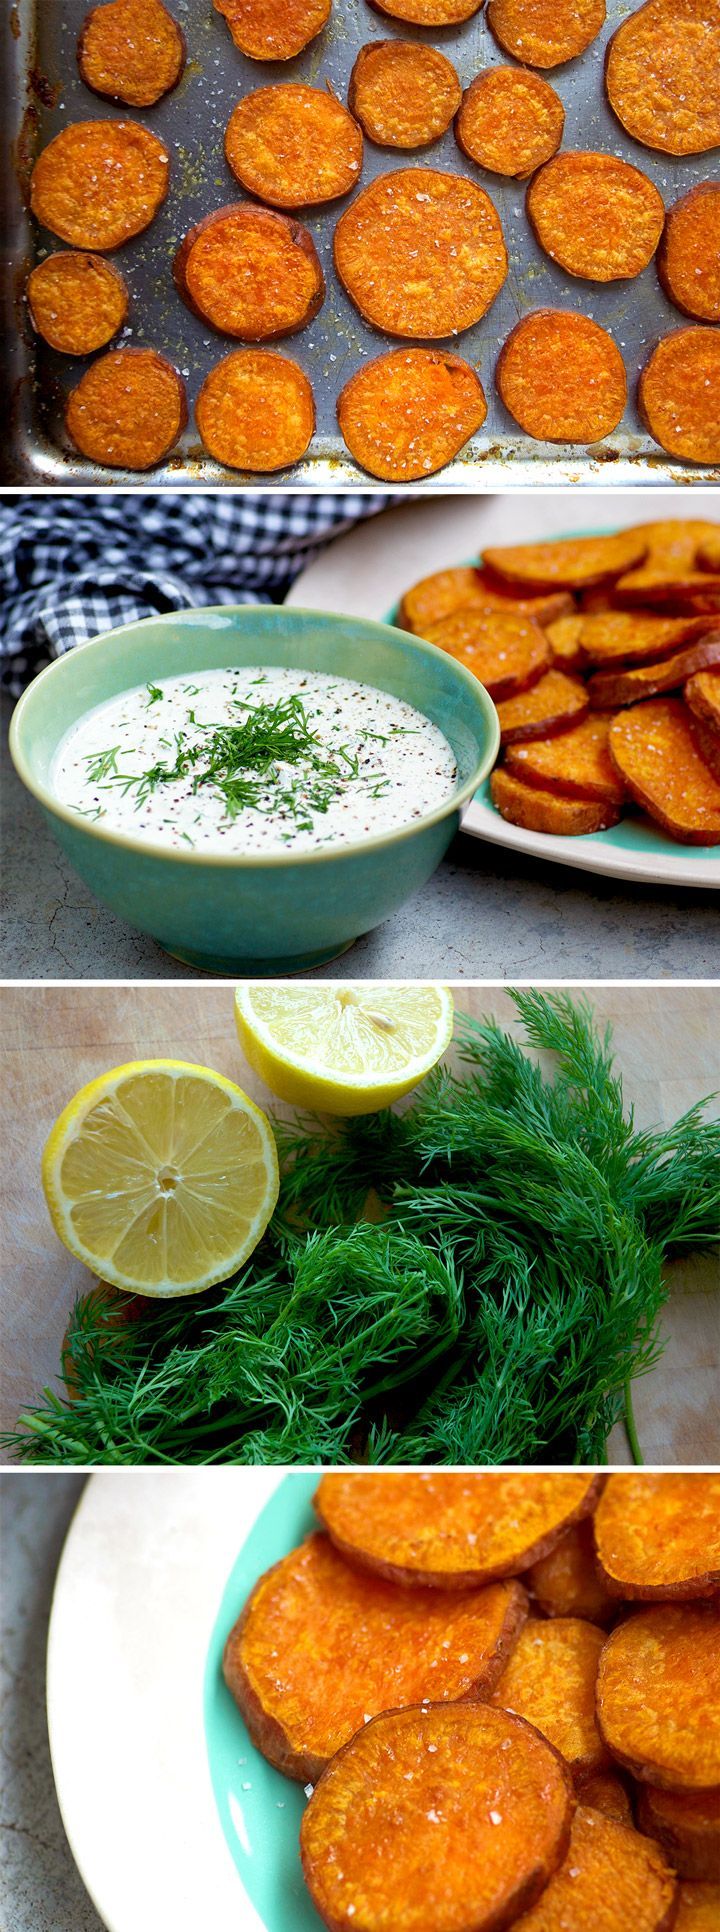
[{"left": 0, "top": 493, "right": 392, "bottom": 697}]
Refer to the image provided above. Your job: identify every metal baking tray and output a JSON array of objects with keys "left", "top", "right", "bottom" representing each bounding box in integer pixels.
[{"left": 3, "top": 0, "right": 719, "bottom": 487}]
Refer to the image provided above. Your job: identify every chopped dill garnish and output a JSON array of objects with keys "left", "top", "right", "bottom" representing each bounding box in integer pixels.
[
  {"left": 145, "top": 682, "right": 163, "bottom": 707},
  {"left": 4, "top": 994, "right": 717, "bottom": 1469}
]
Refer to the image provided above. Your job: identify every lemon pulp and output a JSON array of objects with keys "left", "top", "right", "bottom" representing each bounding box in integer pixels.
[
  {"left": 42, "top": 1059, "right": 279, "bottom": 1297},
  {"left": 235, "top": 983, "right": 454, "bottom": 1116}
]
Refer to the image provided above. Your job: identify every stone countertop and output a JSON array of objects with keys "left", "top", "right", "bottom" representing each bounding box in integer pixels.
[
  {"left": 0, "top": 1473, "right": 104, "bottom": 1932},
  {"left": 2, "top": 698, "right": 718, "bottom": 980}
]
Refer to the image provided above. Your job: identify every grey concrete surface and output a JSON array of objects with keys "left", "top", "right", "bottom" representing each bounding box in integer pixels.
[
  {"left": 0, "top": 1473, "right": 105, "bottom": 1932},
  {"left": 3, "top": 699, "right": 718, "bottom": 980}
]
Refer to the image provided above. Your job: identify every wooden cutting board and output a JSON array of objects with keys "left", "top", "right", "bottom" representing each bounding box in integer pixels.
[{"left": 2, "top": 984, "right": 718, "bottom": 1464}]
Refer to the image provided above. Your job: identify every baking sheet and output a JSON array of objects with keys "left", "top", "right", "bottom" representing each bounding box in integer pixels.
[{"left": 4, "top": 0, "right": 719, "bottom": 487}]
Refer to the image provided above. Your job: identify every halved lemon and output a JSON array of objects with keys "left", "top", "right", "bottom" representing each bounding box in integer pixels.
[
  {"left": 234, "top": 983, "right": 454, "bottom": 1116},
  {"left": 42, "top": 1060, "right": 279, "bottom": 1297}
]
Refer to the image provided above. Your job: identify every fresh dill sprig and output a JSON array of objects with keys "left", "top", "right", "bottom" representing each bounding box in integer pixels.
[{"left": 3, "top": 994, "right": 717, "bottom": 1466}]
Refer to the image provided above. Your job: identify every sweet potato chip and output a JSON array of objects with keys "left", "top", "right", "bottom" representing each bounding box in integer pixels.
[
  {"left": 594, "top": 1474, "right": 720, "bottom": 1600},
  {"left": 685, "top": 671, "right": 720, "bottom": 734},
  {"left": 334, "top": 169, "right": 508, "bottom": 339},
  {"left": 492, "top": 766, "right": 622, "bottom": 836},
  {"left": 224, "top": 1531, "right": 528, "bottom": 1780},
  {"left": 637, "top": 1786, "right": 720, "bottom": 1883},
  {"left": 675, "top": 1883, "right": 720, "bottom": 1932},
  {"left": 526, "top": 1519, "right": 616, "bottom": 1624},
  {"left": 337, "top": 348, "right": 487, "bottom": 481},
  {"left": 639, "top": 329, "right": 720, "bottom": 466},
  {"left": 349, "top": 41, "right": 461, "bottom": 149},
  {"left": 369, "top": 0, "right": 483, "bottom": 25},
  {"left": 195, "top": 350, "right": 314, "bottom": 471},
  {"left": 399, "top": 568, "right": 573, "bottom": 635},
  {"left": 30, "top": 120, "right": 170, "bottom": 250},
  {"left": 456, "top": 68, "right": 564, "bottom": 178},
  {"left": 506, "top": 713, "right": 624, "bottom": 804},
  {"left": 224, "top": 84, "right": 363, "bottom": 209},
  {"left": 545, "top": 614, "right": 587, "bottom": 671},
  {"left": 487, "top": 0, "right": 606, "bottom": 68},
  {"left": 491, "top": 1617, "right": 610, "bottom": 1777},
  {"left": 26, "top": 250, "right": 128, "bottom": 354},
  {"left": 426, "top": 607, "right": 551, "bottom": 699},
  {"left": 577, "top": 1773, "right": 633, "bottom": 1825},
  {"left": 174, "top": 204, "right": 324, "bottom": 340},
  {"left": 605, "top": 0, "right": 720, "bottom": 156},
  {"left": 596, "top": 1603, "right": 720, "bottom": 1791},
  {"left": 77, "top": 0, "right": 185, "bottom": 107},
  {"left": 301, "top": 1702, "right": 574, "bottom": 1932},
  {"left": 66, "top": 347, "right": 187, "bottom": 470},
  {"left": 579, "top": 610, "right": 712, "bottom": 666},
  {"left": 689, "top": 712, "right": 720, "bottom": 784},
  {"left": 527, "top": 152, "right": 664, "bottom": 282},
  {"left": 615, "top": 521, "right": 720, "bottom": 604},
  {"left": 496, "top": 310, "right": 627, "bottom": 444},
  {"left": 588, "top": 637, "right": 720, "bottom": 709},
  {"left": 315, "top": 1471, "right": 602, "bottom": 1588},
  {"left": 658, "top": 184, "right": 720, "bottom": 324},
  {"left": 514, "top": 1806, "right": 678, "bottom": 1932},
  {"left": 609, "top": 699, "right": 720, "bottom": 843},
  {"left": 496, "top": 669, "right": 588, "bottom": 744},
  {"left": 213, "top": 0, "right": 330, "bottom": 61},
  {"left": 484, "top": 532, "right": 648, "bottom": 591}
]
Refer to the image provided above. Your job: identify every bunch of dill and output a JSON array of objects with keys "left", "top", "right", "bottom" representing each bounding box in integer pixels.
[{"left": 4, "top": 992, "right": 718, "bottom": 1466}]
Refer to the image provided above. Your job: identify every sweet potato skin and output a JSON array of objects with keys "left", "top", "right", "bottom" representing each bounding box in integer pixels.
[
  {"left": 609, "top": 698, "right": 720, "bottom": 844},
  {"left": 456, "top": 68, "right": 564, "bottom": 178},
  {"left": 496, "top": 670, "right": 588, "bottom": 745},
  {"left": 577, "top": 1772, "right": 633, "bottom": 1824},
  {"left": 588, "top": 636, "right": 720, "bottom": 708},
  {"left": 637, "top": 1786, "right": 720, "bottom": 1884},
  {"left": 315, "top": 1471, "right": 604, "bottom": 1589},
  {"left": 301, "top": 1701, "right": 575, "bottom": 1932},
  {"left": 483, "top": 531, "right": 648, "bottom": 591},
  {"left": 496, "top": 310, "right": 627, "bottom": 444},
  {"left": 30, "top": 120, "right": 170, "bottom": 250},
  {"left": 527, "top": 152, "right": 664, "bottom": 283},
  {"left": 605, "top": 0, "right": 720, "bottom": 157},
  {"left": 65, "top": 346, "right": 187, "bottom": 469},
  {"left": 685, "top": 671, "right": 720, "bottom": 733},
  {"left": 594, "top": 1474, "right": 720, "bottom": 1600},
  {"left": 224, "top": 1532, "right": 529, "bottom": 1781},
  {"left": 639, "top": 329, "right": 720, "bottom": 465},
  {"left": 173, "top": 203, "right": 325, "bottom": 340},
  {"left": 596, "top": 1603, "right": 720, "bottom": 1792},
  {"left": 525, "top": 1518, "right": 616, "bottom": 1624},
  {"left": 334, "top": 168, "right": 508, "bottom": 339},
  {"left": 77, "top": 0, "right": 185, "bottom": 107},
  {"left": 337, "top": 348, "right": 487, "bottom": 481},
  {"left": 487, "top": 0, "right": 606, "bottom": 69},
  {"left": 514, "top": 1805, "right": 678, "bottom": 1932},
  {"left": 349, "top": 41, "right": 461, "bottom": 148},
  {"left": 491, "top": 1616, "right": 611, "bottom": 1778},
  {"left": 26, "top": 250, "right": 128, "bottom": 353},
  {"left": 491, "top": 766, "right": 622, "bottom": 836}
]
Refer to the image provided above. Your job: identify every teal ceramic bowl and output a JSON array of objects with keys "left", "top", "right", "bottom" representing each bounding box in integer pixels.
[{"left": 10, "top": 605, "right": 499, "bottom": 974}]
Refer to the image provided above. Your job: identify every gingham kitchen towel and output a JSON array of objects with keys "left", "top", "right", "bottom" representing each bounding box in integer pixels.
[{"left": 0, "top": 492, "right": 392, "bottom": 696}]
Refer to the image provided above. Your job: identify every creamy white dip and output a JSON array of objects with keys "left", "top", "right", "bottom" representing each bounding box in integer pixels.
[{"left": 51, "top": 665, "right": 458, "bottom": 854}]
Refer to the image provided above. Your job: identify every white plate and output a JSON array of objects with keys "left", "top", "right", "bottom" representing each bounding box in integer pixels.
[
  {"left": 286, "top": 496, "right": 720, "bottom": 889},
  {"left": 46, "top": 1470, "right": 282, "bottom": 1932}
]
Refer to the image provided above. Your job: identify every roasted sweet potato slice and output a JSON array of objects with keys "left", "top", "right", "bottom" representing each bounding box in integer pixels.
[
  {"left": 685, "top": 670, "right": 720, "bottom": 733},
  {"left": 349, "top": 41, "right": 461, "bottom": 149},
  {"left": 580, "top": 610, "right": 713, "bottom": 666},
  {"left": 605, "top": 0, "right": 720, "bottom": 156},
  {"left": 400, "top": 568, "right": 573, "bottom": 635},
  {"left": 337, "top": 348, "right": 486, "bottom": 481},
  {"left": 496, "top": 311, "right": 627, "bottom": 443},
  {"left": 26, "top": 250, "right": 128, "bottom": 353},
  {"left": 699, "top": 535, "right": 720, "bottom": 574},
  {"left": 223, "top": 1531, "right": 528, "bottom": 1781},
  {"left": 174, "top": 204, "right": 324, "bottom": 340},
  {"left": 596, "top": 1603, "right": 720, "bottom": 1791},
  {"left": 484, "top": 531, "right": 648, "bottom": 592},
  {"left": 496, "top": 670, "right": 588, "bottom": 745},
  {"left": 577, "top": 1773, "right": 633, "bottom": 1825},
  {"left": 334, "top": 169, "right": 507, "bottom": 339},
  {"left": 527, "top": 153, "right": 664, "bottom": 282},
  {"left": 77, "top": 0, "right": 185, "bottom": 107},
  {"left": 65, "top": 347, "right": 187, "bottom": 470},
  {"left": 615, "top": 521, "right": 720, "bottom": 604},
  {"left": 637, "top": 1787, "right": 720, "bottom": 1884},
  {"left": 456, "top": 68, "right": 564, "bottom": 178},
  {"left": 195, "top": 350, "right": 314, "bottom": 471},
  {"left": 213, "top": 0, "right": 330, "bottom": 61},
  {"left": 588, "top": 636, "right": 720, "bottom": 708},
  {"left": 526, "top": 1519, "right": 616, "bottom": 1624},
  {"left": 301, "top": 1702, "right": 575, "bottom": 1932},
  {"left": 491, "top": 1617, "right": 610, "bottom": 1777},
  {"left": 546, "top": 614, "right": 588, "bottom": 671},
  {"left": 30, "top": 120, "right": 170, "bottom": 250},
  {"left": 593, "top": 1474, "right": 720, "bottom": 1601},
  {"left": 506, "top": 714, "right": 624, "bottom": 806},
  {"left": 514, "top": 1806, "right": 678, "bottom": 1932},
  {"left": 492, "top": 766, "right": 622, "bottom": 835},
  {"left": 487, "top": 0, "right": 606, "bottom": 68},
  {"left": 225, "top": 85, "right": 362, "bottom": 209},
  {"left": 609, "top": 699, "right": 720, "bottom": 843},
  {"left": 658, "top": 184, "right": 720, "bottom": 324},
  {"left": 315, "top": 1471, "right": 602, "bottom": 1588},
  {"left": 639, "top": 329, "right": 720, "bottom": 465},
  {"left": 369, "top": 0, "right": 483, "bottom": 25},
  {"left": 427, "top": 607, "right": 551, "bottom": 700},
  {"left": 689, "top": 712, "right": 720, "bottom": 784},
  {"left": 675, "top": 1884, "right": 720, "bottom": 1932}
]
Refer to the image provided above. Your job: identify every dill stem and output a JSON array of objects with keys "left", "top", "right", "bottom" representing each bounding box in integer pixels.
[{"left": 624, "top": 1377, "right": 644, "bottom": 1465}]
